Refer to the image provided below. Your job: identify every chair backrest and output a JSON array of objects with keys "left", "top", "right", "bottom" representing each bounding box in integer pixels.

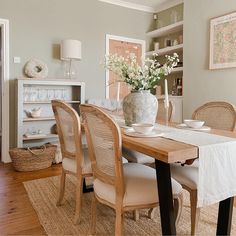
[
  {"left": 80, "top": 104, "right": 124, "bottom": 195},
  {"left": 52, "top": 100, "right": 84, "bottom": 171},
  {"left": 192, "top": 101, "right": 236, "bottom": 131},
  {"left": 86, "top": 98, "right": 123, "bottom": 116},
  {"left": 156, "top": 98, "right": 173, "bottom": 122}
]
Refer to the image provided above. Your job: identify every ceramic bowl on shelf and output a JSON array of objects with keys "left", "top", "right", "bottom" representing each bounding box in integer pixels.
[
  {"left": 132, "top": 123, "right": 154, "bottom": 134},
  {"left": 184, "top": 119, "right": 205, "bottom": 129}
]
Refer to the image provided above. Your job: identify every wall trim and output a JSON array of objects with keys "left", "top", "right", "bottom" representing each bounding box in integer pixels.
[
  {"left": 0, "top": 18, "right": 10, "bottom": 163},
  {"left": 105, "top": 34, "right": 146, "bottom": 98},
  {"left": 154, "top": 0, "right": 184, "bottom": 13},
  {"left": 99, "top": 0, "right": 155, "bottom": 13}
]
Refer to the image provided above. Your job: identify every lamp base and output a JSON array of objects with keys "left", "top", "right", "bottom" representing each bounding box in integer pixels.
[{"left": 63, "top": 59, "right": 77, "bottom": 79}]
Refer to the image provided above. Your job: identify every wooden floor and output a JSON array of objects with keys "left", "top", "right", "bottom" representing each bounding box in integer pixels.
[
  {"left": 0, "top": 162, "right": 236, "bottom": 235},
  {"left": 0, "top": 162, "right": 62, "bottom": 235}
]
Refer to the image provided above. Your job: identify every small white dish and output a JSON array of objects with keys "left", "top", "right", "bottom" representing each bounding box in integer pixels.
[
  {"left": 184, "top": 119, "right": 205, "bottom": 129},
  {"left": 176, "top": 123, "right": 211, "bottom": 131},
  {"left": 132, "top": 123, "right": 154, "bottom": 134},
  {"left": 124, "top": 128, "right": 163, "bottom": 138}
]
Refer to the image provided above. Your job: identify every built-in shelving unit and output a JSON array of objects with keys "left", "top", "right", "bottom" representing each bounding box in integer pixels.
[
  {"left": 16, "top": 78, "right": 85, "bottom": 148},
  {"left": 146, "top": 21, "right": 183, "bottom": 38},
  {"left": 146, "top": 3, "right": 184, "bottom": 122},
  {"left": 146, "top": 43, "right": 183, "bottom": 56}
]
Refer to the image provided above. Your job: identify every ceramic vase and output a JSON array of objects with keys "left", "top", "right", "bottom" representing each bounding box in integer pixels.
[{"left": 122, "top": 90, "right": 158, "bottom": 126}]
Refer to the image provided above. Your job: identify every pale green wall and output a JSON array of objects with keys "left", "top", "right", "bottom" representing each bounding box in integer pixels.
[
  {"left": 183, "top": 0, "right": 236, "bottom": 118},
  {"left": 0, "top": 0, "right": 152, "bottom": 146}
]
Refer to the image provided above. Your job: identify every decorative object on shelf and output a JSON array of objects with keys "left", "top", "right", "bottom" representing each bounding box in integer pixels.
[
  {"left": 154, "top": 42, "right": 160, "bottom": 51},
  {"left": 61, "top": 39, "right": 82, "bottom": 79},
  {"left": 24, "top": 127, "right": 45, "bottom": 138},
  {"left": 24, "top": 58, "right": 48, "bottom": 79},
  {"left": 104, "top": 53, "right": 179, "bottom": 125},
  {"left": 9, "top": 143, "right": 57, "bottom": 171},
  {"left": 176, "top": 78, "right": 183, "bottom": 96},
  {"left": 170, "top": 10, "right": 179, "bottom": 24},
  {"left": 172, "top": 39, "right": 179, "bottom": 46},
  {"left": 209, "top": 12, "right": 236, "bottom": 69},
  {"left": 165, "top": 38, "right": 172, "bottom": 47},
  {"left": 26, "top": 107, "right": 42, "bottom": 118}
]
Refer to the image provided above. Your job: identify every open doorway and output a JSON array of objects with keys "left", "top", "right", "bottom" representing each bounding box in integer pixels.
[
  {"left": 0, "top": 19, "right": 10, "bottom": 163},
  {"left": 105, "top": 34, "right": 145, "bottom": 100}
]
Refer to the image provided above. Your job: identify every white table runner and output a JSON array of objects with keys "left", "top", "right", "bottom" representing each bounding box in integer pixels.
[{"left": 155, "top": 124, "right": 236, "bottom": 208}]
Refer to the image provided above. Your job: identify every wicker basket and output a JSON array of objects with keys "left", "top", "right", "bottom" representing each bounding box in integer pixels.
[{"left": 9, "top": 143, "right": 57, "bottom": 172}]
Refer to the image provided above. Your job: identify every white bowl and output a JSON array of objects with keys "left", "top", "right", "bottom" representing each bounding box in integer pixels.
[
  {"left": 184, "top": 119, "right": 205, "bottom": 129},
  {"left": 132, "top": 123, "right": 154, "bottom": 134}
]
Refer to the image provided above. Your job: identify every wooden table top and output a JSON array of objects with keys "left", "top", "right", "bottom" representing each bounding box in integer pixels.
[{"left": 122, "top": 123, "right": 236, "bottom": 164}]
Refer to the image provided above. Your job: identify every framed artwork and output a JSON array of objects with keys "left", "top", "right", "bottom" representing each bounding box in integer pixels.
[{"left": 209, "top": 12, "right": 236, "bottom": 69}]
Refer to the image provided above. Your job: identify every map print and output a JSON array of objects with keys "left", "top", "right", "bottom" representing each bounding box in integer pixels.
[{"left": 213, "top": 21, "right": 236, "bottom": 64}]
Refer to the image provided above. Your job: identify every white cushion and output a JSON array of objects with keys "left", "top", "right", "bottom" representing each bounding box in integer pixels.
[
  {"left": 170, "top": 160, "right": 199, "bottom": 190},
  {"left": 62, "top": 148, "right": 91, "bottom": 174},
  {"left": 87, "top": 99, "right": 122, "bottom": 111},
  {"left": 94, "top": 163, "right": 182, "bottom": 207},
  {"left": 122, "top": 147, "right": 155, "bottom": 164}
]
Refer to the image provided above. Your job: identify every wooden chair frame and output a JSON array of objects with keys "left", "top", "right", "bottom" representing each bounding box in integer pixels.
[
  {"left": 81, "top": 104, "right": 182, "bottom": 235},
  {"left": 52, "top": 100, "right": 93, "bottom": 224}
]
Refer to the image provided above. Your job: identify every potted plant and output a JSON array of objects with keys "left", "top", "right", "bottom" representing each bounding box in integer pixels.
[{"left": 105, "top": 53, "right": 179, "bottom": 126}]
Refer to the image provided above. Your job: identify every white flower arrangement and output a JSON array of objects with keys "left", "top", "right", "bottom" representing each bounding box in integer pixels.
[{"left": 104, "top": 53, "right": 179, "bottom": 91}]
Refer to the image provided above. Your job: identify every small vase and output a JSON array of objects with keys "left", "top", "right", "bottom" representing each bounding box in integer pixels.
[{"left": 122, "top": 90, "right": 158, "bottom": 126}]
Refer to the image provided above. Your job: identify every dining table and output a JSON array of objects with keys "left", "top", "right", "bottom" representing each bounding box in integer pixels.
[{"left": 121, "top": 122, "right": 236, "bottom": 235}]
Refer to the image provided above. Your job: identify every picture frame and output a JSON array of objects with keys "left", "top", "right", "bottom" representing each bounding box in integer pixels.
[{"left": 209, "top": 11, "right": 236, "bottom": 69}]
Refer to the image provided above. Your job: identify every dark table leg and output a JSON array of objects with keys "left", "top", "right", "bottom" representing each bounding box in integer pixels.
[
  {"left": 216, "top": 197, "right": 234, "bottom": 235},
  {"left": 155, "top": 159, "right": 176, "bottom": 235},
  {"left": 82, "top": 178, "right": 94, "bottom": 193}
]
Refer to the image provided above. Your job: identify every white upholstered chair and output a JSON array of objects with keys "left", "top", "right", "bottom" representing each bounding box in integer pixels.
[
  {"left": 80, "top": 104, "right": 183, "bottom": 235},
  {"left": 122, "top": 98, "right": 173, "bottom": 164},
  {"left": 171, "top": 101, "right": 236, "bottom": 235},
  {"left": 52, "top": 100, "right": 93, "bottom": 225}
]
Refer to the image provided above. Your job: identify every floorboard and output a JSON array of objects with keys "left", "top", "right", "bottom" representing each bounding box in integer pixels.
[{"left": 0, "top": 162, "right": 61, "bottom": 235}]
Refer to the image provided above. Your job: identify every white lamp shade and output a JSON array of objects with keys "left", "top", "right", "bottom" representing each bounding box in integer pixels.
[{"left": 61, "top": 39, "right": 82, "bottom": 60}]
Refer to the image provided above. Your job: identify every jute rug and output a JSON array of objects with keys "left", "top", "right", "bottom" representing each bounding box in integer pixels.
[{"left": 24, "top": 175, "right": 236, "bottom": 235}]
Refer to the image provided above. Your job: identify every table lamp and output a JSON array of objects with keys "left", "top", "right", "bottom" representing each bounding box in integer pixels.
[{"left": 61, "top": 39, "right": 82, "bottom": 79}]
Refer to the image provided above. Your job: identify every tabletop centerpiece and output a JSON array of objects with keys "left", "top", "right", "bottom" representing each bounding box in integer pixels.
[{"left": 105, "top": 53, "right": 179, "bottom": 126}]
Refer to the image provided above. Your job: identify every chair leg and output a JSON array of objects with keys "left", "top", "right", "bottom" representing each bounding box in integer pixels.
[
  {"left": 90, "top": 192, "right": 97, "bottom": 235},
  {"left": 73, "top": 176, "right": 83, "bottom": 225},
  {"left": 190, "top": 189, "right": 200, "bottom": 235},
  {"left": 148, "top": 208, "right": 156, "bottom": 220},
  {"left": 133, "top": 210, "right": 139, "bottom": 221},
  {"left": 115, "top": 208, "right": 124, "bottom": 236},
  {"left": 56, "top": 169, "right": 66, "bottom": 206},
  {"left": 174, "top": 193, "right": 183, "bottom": 225}
]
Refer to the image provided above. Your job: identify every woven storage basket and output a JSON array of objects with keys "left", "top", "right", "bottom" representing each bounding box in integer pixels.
[{"left": 9, "top": 143, "right": 57, "bottom": 171}]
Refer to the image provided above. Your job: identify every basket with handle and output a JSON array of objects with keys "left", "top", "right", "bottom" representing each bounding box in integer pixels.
[{"left": 9, "top": 143, "right": 57, "bottom": 171}]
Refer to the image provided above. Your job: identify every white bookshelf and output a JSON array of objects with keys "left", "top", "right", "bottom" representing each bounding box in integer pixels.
[{"left": 16, "top": 78, "right": 85, "bottom": 147}]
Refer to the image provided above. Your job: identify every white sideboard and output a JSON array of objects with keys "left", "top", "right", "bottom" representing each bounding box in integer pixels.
[{"left": 16, "top": 78, "right": 85, "bottom": 148}]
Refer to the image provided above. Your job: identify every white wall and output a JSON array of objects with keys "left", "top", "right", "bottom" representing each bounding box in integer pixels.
[
  {"left": 183, "top": 0, "right": 236, "bottom": 118},
  {"left": 0, "top": 0, "right": 152, "bottom": 146}
]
